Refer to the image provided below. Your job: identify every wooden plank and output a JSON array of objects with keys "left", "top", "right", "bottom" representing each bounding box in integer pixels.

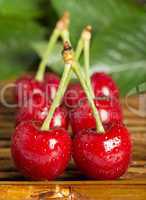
[
  {"left": 0, "top": 181, "right": 146, "bottom": 200},
  {"left": 0, "top": 148, "right": 11, "bottom": 158},
  {"left": 0, "top": 159, "right": 145, "bottom": 181},
  {"left": 0, "top": 184, "right": 71, "bottom": 200},
  {"left": 0, "top": 160, "right": 15, "bottom": 171},
  {"left": 1, "top": 179, "right": 146, "bottom": 185},
  {"left": 71, "top": 184, "right": 146, "bottom": 200},
  {"left": 0, "top": 141, "right": 11, "bottom": 148}
]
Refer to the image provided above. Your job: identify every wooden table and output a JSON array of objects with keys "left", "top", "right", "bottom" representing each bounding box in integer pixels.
[{"left": 0, "top": 81, "right": 146, "bottom": 199}]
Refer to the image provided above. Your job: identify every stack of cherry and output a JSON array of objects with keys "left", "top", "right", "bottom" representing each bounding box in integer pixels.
[{"left": 11, "top": 13, "right": 132, "bottom": 180}]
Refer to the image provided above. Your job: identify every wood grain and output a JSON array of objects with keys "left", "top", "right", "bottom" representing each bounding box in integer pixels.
[{"left": 0, "top": 181, "right": 146, "bottom": 200}]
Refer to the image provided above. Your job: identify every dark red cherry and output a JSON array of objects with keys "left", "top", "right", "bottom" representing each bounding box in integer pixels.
[
  {"left": 64, "top": 83, "right": 86, "bottom": 109},
  {"left": 16, "top": 94, "right": 68, "bottom": 129},
  {"left": 11, "top": 121, "right": 72, "bottom": 180},
  {"left": 91, "top": 72, "right": 119, "bottom": 99},
  {"left": 44, "top": 73, "right": 60, "bottom": 100},
  {"left": 70, "top": 98, "right": 123, "bottom": 134},
  {"left": 15, "top": 73, "right": 60, "bottom": 107},
  {"left": 15, "top": 75, "right": 44, "bottom": 107},
  {"left": 73, "top": 124, "right": 132, "bottom": 180}
]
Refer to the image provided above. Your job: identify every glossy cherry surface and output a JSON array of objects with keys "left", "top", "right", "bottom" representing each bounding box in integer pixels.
[
  {"left": 73, "top": 124, "right": 132, "bottom": 179},
  {"left": 15, "top": 73, "right": 60, "bottom": 106},
  {"left": 15, "top": 75, "right": 43, "bottom": 107},
  {"left": 11, "top": 121, "right": 72, "bottom": 180},
  {"left": 64, "top": 83, "right": 86, "bottom": 109},
  {"left": 70, "top": 98, "right": 123, "bottom": 134},
  {"left": 16, "top": 94, "right": 68, "bottom": 129},
  {"left": 91, "top": 72, "right": 119, "bottom": 99},
  {"left": 44, "top": 72, "right": 60, "bottom": 100}
]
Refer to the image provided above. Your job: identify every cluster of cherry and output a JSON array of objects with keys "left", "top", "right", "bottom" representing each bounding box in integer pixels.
[{"left": 11, "top": 12, "right": 132, "bottom": 180}]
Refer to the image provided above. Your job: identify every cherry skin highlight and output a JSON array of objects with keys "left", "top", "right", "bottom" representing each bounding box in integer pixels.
[
  {"left": 70, "top": 98, "right": 123, "bottom": 134},
  {"left": 73, "top": 124, "right": 132, "bottom": 180},
  {"left": 11, "top": 121, "right": 72, "bottom": 180},
  {"left": 91, "top": 72, "right": 119, "bottom": 99},
  {"left": 16, "top": 94, "right": 68, "bottom": 129}
]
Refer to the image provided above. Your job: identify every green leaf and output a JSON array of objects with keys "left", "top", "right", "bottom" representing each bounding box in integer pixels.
[
  {"left": 90, "top": 15, "right": 146, "bottom": 96},
  {"left": 0, "top": 0, "right": 44, "bottom": 79},
  {"left": 51, "top": 0, "right": 145, "bottom": 44},
  {"left": 0, "top": 0, "right": 40, "bottom": 19},
  {"left": 50, "top": 0, "right": 146, "bottom": 95},
  {"left": 0, "top": 19, "right": 44, "bottom": 48}
]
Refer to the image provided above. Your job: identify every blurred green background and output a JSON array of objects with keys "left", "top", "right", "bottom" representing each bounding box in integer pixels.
[{"left": 0, "top": 0, "right": 146, "bottom": 96}]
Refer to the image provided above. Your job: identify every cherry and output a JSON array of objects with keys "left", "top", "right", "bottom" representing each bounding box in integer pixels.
[
  {"left": 63, "top": 72, "right": 119, "bottom": 109},
  {"left": 11, "top": 121, "right": 72, "bottom": 180},
  {"left": 73, "top": 124, "right": 132, "bottom": 180},
  {"left": 91, "top": 72, "right": 119, "bottom": 99},
  {"left": 12, "top": 42, "right": 73, "bottom": 181},
  {"left": 15, "top": 74, "right": 43, "bottom": 107},
  {"left": 44, "top": 72, "right": 60, "bottom": 100},
  {"left": 64, "top": 83, "right": 86, "bottom": 109},
  {"left": 16, "top": 94, "right": 68, "bottom": 129},
  {"left": 15, "top": 72, "right": 60, "bottom": 107},
  {"left": 70, "top": 98, "right": 123, "bottom": 134}
]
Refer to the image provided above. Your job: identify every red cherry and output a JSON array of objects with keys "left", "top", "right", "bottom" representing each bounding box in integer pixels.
[
  {"left": 91, "top": 72, "right": 119, "bottom": 99},
  {"left": 64, "top": 83, "right": 86, "bottom": 109},
  {"left": 44, "top": 73, "right": 60, "bottom": 100},
  {"left": 15, "top": 73, "right": 60, "bottom": 107},
  {"left": 73, "top": 124, "right": 132, "bottom": 180},
  {"left": 11, "top": 121, "right": 72, "bottom": 180},
  {"left": 63, "top": 72, "right": 119, "bottom": 109},
  {"left": 15, "top": 75, "right": 44, "bottom": 107},
  {"left": 16, "top": 94, "right": 68, "bottom": 129},
  {"left": 70, "top": 98, "right": 123, "bottom": 134}
]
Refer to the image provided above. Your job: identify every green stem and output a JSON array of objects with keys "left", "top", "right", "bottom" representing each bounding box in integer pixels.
[
  {"left": 84, "top": 34, "right": 94, "bottom": 97},
  {"left": 60, "top": 30, "right": 84, "bottom": 87},
  {"left": 75, "top": 38, "right": 84, "bottom": 61},
  {"left": 72, "top": 63, "right": 105, "bottom": 133},
  {"left": 61, "top": 29, "right": 71, "bottom": 44},
  {"left": 60, "top": 29, "right": 73, "bottom": 94},
  {"left": 35, "top": 28, "right": 61, "bottom": 82},
  {"left": 41, "top": 63, "right": 72, "bottom": 131},
  {"left": 41, "top": 26, "right": 73, "bottom": 131}
]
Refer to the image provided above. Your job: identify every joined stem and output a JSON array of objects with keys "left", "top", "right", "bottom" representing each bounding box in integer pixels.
[{"left": 60, "top": 28, "right": 85, "bottom": 88}]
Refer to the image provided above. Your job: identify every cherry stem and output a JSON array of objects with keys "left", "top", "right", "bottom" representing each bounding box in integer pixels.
[
  {"left": 41, "top": 42, "right": 73, "bottom": 131},
  {"left": 72, "top": 26, "right": 104, "bottom": 133},
  {"left": 59, "top": 23, "right": 73, "bottom": 97},
  {"left": 72, "top": 63, "right": 105, "bottom": 133},
  {"left": 83, "top": 26, "right": 94, "bottom": 98},
  {"left": 60, "top": 28, "right": 85, "bottom": 87},
  {"left": 75, "top": 37, "right": 84, "bottom": 61},
  {"left": 35, "top": 29, "right": 60, "bottom": 82},
  {"left": 35, "top": 12, "right": 70, "bottom": 82}
]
